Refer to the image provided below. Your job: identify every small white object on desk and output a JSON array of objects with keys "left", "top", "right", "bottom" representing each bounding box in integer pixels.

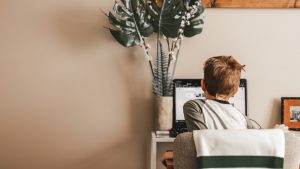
[{"left": 151, "top": 131, "right": 175, "bottom": 169}]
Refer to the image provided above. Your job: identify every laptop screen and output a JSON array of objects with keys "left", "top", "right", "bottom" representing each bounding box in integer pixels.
[{"left": 174, "top": 79, "right": 247, "bottom": 121}]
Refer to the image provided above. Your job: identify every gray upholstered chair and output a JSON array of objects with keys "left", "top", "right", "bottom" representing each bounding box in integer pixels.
[{"left": 173, "top": 131, "right": 300, "bottom": 169}]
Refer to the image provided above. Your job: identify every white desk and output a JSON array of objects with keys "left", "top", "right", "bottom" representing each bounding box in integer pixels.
[
  {"left": 150, "top": 131, "right": 175, "bottom": 169},
  {"left": 289, "top": 130, "right": 300, "bottom": 137}
]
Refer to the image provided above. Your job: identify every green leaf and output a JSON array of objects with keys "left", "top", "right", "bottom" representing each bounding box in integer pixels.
[
  {"left": 107, "top": 0, "right": 154, "bottom": 47},
  {"left": 147, "top": 0, "right": 184, "bottom": 37},
  {"left": 120, "top": 0, "right": 130, "bottom": 9},
  {"left": 183, "top": 25, "right": 203, "bottom": 37},
  {"left": 108, "top": 12, "right": 135, "bottom": 29},
  {"left": 133, "top": 0, "right": 154, "bottom": 37},
  {"left": 109, "top": 29, "right": 140, "bottom": 47},
  {"left": 183, "top": 1, "right": 205, "bottom": 37},
  {"left": 113, "top": 2, "right": 132, "bottom": 18},
  {"left": 158, "top": 0, "right": 184, "bottom": 38},
  {"left": 145, "top": 0, "right": 160, "bottom": 33}
]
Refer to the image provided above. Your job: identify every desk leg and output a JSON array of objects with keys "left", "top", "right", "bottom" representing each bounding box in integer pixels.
[{"left": 150, "top": 137, "right": 157, "bottom": 169}]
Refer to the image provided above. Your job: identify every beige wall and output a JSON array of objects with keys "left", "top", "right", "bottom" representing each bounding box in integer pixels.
[
  {"left": 177, "top": 9, "right": 300, "bottom": 128},
  {"left": 0, "top": 0, "right": 300, "bottom": 169}
]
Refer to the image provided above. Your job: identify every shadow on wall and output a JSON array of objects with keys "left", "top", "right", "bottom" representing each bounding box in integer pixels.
[
  {"left": 52, "top": 7, "right": 110, "bottom": 50},
  {"left": 74, "top": 138, "right": 144, "bottom": 169},
  {"left": 73, "top": 49, "right": 154, "bottom": 169},
  {"left": 50, "top": 6, "right": 153, "bottom": 169},
  {"left": 117, "top": 48, "right": 154, "bottom": 167},
  {"left": 270, "top": 98, "right": 281, "bottom": 127}
]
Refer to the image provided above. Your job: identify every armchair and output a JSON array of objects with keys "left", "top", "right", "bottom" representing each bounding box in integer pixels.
[{"left": 173, "top": 131, "right": 300, "bottom": 169}]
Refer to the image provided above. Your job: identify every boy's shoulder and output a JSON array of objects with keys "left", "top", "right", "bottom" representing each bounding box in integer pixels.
[
  {"left": 184, "top": 99, "right": 206, "bottom": 109},
  {"left": 185, "top": 98, "right": 205, "bottom": 104}
]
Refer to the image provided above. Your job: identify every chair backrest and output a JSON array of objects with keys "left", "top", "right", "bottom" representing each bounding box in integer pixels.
[{"left": 173, "top": 131, "right": 300, "bottom": 169}]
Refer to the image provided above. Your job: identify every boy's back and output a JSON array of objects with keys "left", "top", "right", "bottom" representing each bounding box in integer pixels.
[{"left": 184, "top": 99, "right": 249, "bottom": 131}]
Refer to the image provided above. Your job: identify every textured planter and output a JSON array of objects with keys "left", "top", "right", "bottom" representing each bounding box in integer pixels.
[{"left": 155, "top": 96, "right": 173, "bottom": 131}]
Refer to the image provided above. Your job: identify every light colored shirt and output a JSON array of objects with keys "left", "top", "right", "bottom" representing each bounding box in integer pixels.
[{"left": 183, "top": 99, "right": 253, "bottom": 131}]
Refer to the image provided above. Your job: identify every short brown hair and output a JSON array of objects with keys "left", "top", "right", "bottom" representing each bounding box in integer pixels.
[{"left": 203, "top": 56, "right": 245, "bottom": 96}]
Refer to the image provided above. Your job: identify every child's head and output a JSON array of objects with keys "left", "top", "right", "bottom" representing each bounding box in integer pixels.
[{"left": 202, "top": 56, "right": 245, "bottom": 99}]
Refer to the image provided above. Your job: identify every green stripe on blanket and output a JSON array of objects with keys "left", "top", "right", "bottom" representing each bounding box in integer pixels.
[{"left": 197, "top": 156, "right": 284, "bottom": 168}]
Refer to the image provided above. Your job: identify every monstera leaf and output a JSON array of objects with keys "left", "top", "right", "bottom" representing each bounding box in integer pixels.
[
  {"left": 147, "top": 0, "right": 184, "bottom": 38},
  {"left": 108, "top": 0, "right": 154, "bottom": 47},
  {"left": 183, "top": 0, "right": 205, "bottom": 37},
  {"left": 146, "top": 0, "right": 204, "bottom": 38}
]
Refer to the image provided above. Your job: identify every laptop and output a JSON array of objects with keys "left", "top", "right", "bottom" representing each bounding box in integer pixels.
[{"left": 171, "top": 79, "right": 247, "bottom": 135}]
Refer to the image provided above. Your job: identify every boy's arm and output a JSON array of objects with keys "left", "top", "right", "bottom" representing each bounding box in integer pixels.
[
  {"left": 183, "top": 100, "right": 207, "bottom": 131},
  {"left": 160, "top": 150, "right": 173, "bottom": 167}
]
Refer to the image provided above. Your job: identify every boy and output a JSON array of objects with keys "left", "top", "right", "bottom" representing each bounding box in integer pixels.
[
  {"left": 160, "top": 56, "right": 254, "bottom": 167},
  {"left": 183, "top": 55, "right": 254, "bottom": 131}
]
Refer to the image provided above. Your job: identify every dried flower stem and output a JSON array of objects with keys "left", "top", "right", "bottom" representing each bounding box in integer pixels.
[
  {"left": 141, "top": 37, "right": 155, "bottom": 80},
  {"left": 170, "top": 39, "right": 182, "bottom": 80}
]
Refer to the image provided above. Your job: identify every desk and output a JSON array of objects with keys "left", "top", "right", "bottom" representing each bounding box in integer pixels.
[
  {"left": 289, "top": 130, "right": 300, "bottom": 137},
  {"left": 150, "top": 131, "right": 175, "bottom": 169}
]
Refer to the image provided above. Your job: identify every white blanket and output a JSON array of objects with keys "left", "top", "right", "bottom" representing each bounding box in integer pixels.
[{"left": 193, "top": 129, "right": 285, "bottom": 169}]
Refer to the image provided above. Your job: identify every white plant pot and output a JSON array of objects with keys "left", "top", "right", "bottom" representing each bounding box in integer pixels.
[{"left": 155, "top": 95, "right": 173, "bottom": 131}]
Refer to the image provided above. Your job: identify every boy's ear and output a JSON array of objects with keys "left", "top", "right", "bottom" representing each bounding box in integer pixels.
[{"left": 201, "top": 80, "right": 206, "bottom": 91}]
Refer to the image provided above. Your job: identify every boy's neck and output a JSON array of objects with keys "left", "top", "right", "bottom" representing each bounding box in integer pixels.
[{"left": 205, "top": 93, "right": 231, "bottom": 101}]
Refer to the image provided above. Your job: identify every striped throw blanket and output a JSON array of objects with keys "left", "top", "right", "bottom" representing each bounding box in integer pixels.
[{"left": 193, "top": 129, "right": 285, "bottom": 169}]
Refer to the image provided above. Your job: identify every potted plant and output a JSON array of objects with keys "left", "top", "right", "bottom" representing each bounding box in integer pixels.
[{"left": 105, "top": 0, "right": 204, "bottom": 130}]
